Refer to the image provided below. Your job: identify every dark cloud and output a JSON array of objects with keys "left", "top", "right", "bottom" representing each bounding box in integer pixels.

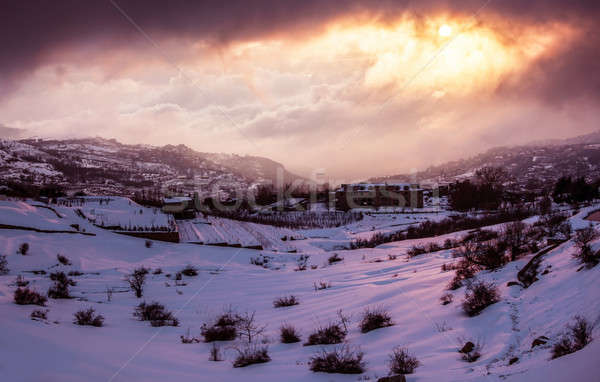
[{"left": 1, "top": 0, "right": 599, "bottom": 100}]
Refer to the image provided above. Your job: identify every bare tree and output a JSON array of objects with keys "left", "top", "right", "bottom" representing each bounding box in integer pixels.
[
  {"left": 236, "top": 311, "right": 266, "bottom": 344},
  {"left": 126, "top": 268, "right": 147, "bottom": 298}
]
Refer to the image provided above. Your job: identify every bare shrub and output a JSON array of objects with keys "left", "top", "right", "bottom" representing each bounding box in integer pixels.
[
  {"left": 73, "top": 308, "right": 104, "bottom": 327},
  {"left": 153, "top": 268, "right": 162, "bottom": 275},
  {"left": 14, "top": 288, "right": 47, "bottom": 306},
  {"left": 573, "top": 226, "right": 599, "bottom": 266},
  {"left": 328, "top": 253, "right": 343, "bottom": 265},
  {"left": 552, "top": 316, "right": 594, "bottom": 359},
  {"left": 407, "top": 245, "right": 427, "bottom": 258},
  {"left": 180, "top": 265, "right": 198, "bottom": 276},
  {"left": 30, "top": 309, "right": 48, "bottom": 320},
  {"left": 145, "top": 240, "right": 153, "bottom": 248},
  {"left": 126, "top": 267, "right": 147, "bottom": 298},
  {"left": 56, "top": 254, "right": 71, "bottom": 265},
  {"left": 388, "top": 254, "right": 398, "bottom": 260},
  {"left": 0, "top": 255, "right": 9, "bottom": 275},
  {"left": 440, "top": 293, "right": 454, "bottom": 305},
  {"left": 48, "top": 271, "right": 76, "bottom": 299},
  {"left": 18, "top": 242, "right": 29, "bottom": 255},
  {"left": 459, "top": 241, "right": 508, "bottom": 271},
  {"left": 233, "top": 345, "right": 271, "bottom": 368},
  {"left": 462, "top": 280, "right": 500, "bottom": 316},
  {"left": 388, "top": 346, "right": 420, "bottom": 375},
  {"left": 201, "top": 311, "right": 240, "bottom": 342},
  {"left": 447, "top": 259, "right": 476, "bottom": 290},
  {"left": 133, "top": 301, "right": 178, "bottom": 327},
  {"left": 359, "top": 307, "right": 394, "bottom": 333},
  {"left": 304, "top": 323, "right": 346, "bottom": 346},
  {"left": 280, "top": 324, "right": 301, "bottom": 343},
  {"left": 273, "top": 295, "right": 299, "bottom": 308},
  {"left": 309, "top": 345, "right": 366, "bottom": 374}
]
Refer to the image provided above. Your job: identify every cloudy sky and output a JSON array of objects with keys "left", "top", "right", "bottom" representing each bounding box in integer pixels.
[{"left": 1, "top": 1, "right": 599, "bottom": 180}]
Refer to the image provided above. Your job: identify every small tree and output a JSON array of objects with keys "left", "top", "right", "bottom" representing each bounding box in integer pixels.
[
  {"left": 127, "top": 267, "right": 147, "bottom": 298},
  {"left": 237, "top": 311, "right": 267, "bottom": 344}
]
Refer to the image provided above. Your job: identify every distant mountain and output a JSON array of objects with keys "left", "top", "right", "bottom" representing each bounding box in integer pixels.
[
  {"left": 370, "top": 130, "right": 600, "bottom": 190},
  {"left": 0, "top": 137, "right": 304, "bottom": 196}
]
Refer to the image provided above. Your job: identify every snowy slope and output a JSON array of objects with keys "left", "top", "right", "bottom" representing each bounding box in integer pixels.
[{"left": 0, "top": 200, "right": 598, "bottom": 382}]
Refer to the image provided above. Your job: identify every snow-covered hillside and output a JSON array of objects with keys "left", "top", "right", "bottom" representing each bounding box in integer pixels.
[{"left": 0, "top": 200, "right": 599, "bottom": 382}]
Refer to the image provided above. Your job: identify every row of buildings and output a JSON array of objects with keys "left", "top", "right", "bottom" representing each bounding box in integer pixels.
[{"left": 334, "top": 183, "right": 424, "bottom": 210}]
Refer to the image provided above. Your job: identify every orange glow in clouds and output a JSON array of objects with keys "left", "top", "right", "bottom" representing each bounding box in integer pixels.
[{"left": 228, "top": 14, "right": 578, "bottom": 100}]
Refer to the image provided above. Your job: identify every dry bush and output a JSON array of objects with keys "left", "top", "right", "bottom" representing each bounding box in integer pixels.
[
  {"left": 201, "top": 311, "right": 240, "bottom": 342},
  {"left": 133, "top": 301, "right": 178, "bottom": 327},
  {"left": 309, "top": 345, "right": 366, "bottom": 374},
  {"left": 233, "top": 345, "right": 271, "bottom": 368},
  {"left": 14, "top": 288, "right": 47, "bottom": 306},
  {"left": 462, "top": 280, "right": 500, "bottom": 316},
  {"left": 56, "top": 254, "right": 71, "bottom": 265},
  {"left": 573, "top": 226, "right": 599, "bottom": 266},
  {"left": 388, "top": 346, "right": 420, "bottom": 374},
  {"left": 407, "top": 245, "right": 427, "bottom": 258},
  {"left": 180, "top": 265, "right": 198, "bottom": 276},
  {"left": 304, "top": 323, "right": 346, "bottom": 346},
  {"left": 280, "top": 324, "right": 301, "bottom": 343},
  {"left": 359, "top": 307, "right": 394, "bottom": 333},
  {"left": 30, "top": 309, "right": 48, "bottom": 320},
  {"left": 552, "top": 316, "right": 594, "bottom": 359},
  {"left": 73, "top": 308, "right": 104, "bottom": 327},
  {"left": 273, "top": 295, "right": 299, "bottom": 308},
  {"left": 447, "top": 259, "right": 476, "bottom": 290},
  {"left": 328, "top": 253, "right": 343, "bottom": 265},
  {"left": 48, "top": 272, "right": 76, "bottom": 299},
  {"left": 145, "top": 240, "right": 153, "bottom": 248}
]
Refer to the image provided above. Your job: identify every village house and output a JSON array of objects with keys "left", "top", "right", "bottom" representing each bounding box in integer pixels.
[{"left": 335, "top": 183, "right": 424, "bottom": 210}]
